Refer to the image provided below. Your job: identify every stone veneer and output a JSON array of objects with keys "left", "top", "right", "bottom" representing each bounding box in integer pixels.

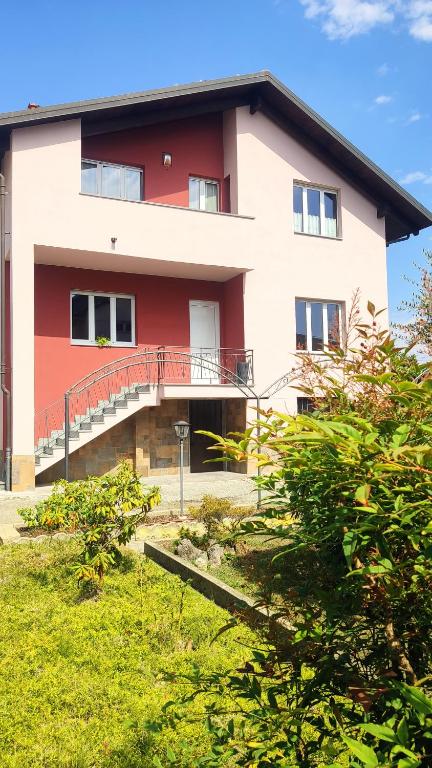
[{"left": 37, "top": 398, "right": 247, "bottom": 483}]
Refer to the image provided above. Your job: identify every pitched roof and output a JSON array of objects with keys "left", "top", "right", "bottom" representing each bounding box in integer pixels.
[{"left": 0, "top": 71, "right": 430, "bottom": 243}]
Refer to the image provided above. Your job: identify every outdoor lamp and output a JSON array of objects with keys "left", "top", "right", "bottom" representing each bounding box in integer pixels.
[
  {"left": 173, "top": 420, "right": 190, "bottom": 515},
  {"left": 162, "top": 152, "right": 172, "bottom": 168},
  {"left": 173, "top": 420, "right": 190, "bottom": 441}
]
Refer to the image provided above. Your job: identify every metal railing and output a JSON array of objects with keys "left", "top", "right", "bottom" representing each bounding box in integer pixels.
[{"left": 34, "top": 346, "right": 254, "bottom": 450}]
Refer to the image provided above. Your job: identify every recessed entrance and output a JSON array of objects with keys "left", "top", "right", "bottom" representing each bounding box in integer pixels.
[{"left": 189, "top": 399, "right": 223, "bottom": 473}]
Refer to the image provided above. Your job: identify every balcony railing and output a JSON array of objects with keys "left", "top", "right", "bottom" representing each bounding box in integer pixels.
[{"left": 35, "top": 347, "right": 254, "bottom": 447}]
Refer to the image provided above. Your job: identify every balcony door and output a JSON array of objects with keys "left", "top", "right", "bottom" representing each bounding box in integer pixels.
[{"left": 189, "top": 300, "right": 220, "bottom": 384}]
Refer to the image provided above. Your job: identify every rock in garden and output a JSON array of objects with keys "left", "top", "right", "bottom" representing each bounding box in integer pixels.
[
  {"left": 194, "top": 553, "right": 209, "bottom": 570},
  {"left": 176, "top": 538, "right": 204, "bottom": 563},
  {"left": 207, "top": 544, "right": 224, "bottom": 567}
]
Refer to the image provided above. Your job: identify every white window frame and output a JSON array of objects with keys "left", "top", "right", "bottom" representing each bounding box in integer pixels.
[
  {"left": 70, "top": 291, "right": 136, "bottom": 347},
  {"left": 293, "top": 182, "right": 340, "bottom": 238},
  {"left": 295, "top": 299, "right": 343, "bottom": 353},
  {"left": 81, "top": 159, "right": 143, "bottom": 201},
  {"left": 189, "top": 176, "right": 220, "bottom": 212}
]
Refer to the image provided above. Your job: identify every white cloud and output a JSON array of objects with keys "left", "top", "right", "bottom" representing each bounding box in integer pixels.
[
  {"left": 300, "top": 1, "right": 395, "bottom": 40},
  {"left": 377, "top": 62, "right": 390, "bottom": 75},
  {"left": 374, "top": 94, "right": 393, "bottom": 104},
  {"left": 300, "top": 0, "right": 432, "bottom": 41},
  {"left": 407, "top": 111, "right": 422, "bottom": 122},
  {"left": 399, "top": 170, "right": 432, "bottom": 184},
  {"left": 407, "top": 0, "right": 432, "bottom": 40}
]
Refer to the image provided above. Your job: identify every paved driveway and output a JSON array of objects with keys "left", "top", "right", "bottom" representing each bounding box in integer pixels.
[{"left": 0, "top": 471, "right": 258, "bottom": 528}]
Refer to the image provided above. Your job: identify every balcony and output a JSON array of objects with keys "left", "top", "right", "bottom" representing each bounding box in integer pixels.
[{"left": 34, "top": 194, "right": 255, "bottom": 279}]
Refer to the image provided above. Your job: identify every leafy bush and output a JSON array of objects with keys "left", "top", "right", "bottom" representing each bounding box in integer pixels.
[
  {"left": 20, "top": 462, "right": 160, "bottom": 586},
  {"left": 188, "top": 494, "right": 254, "bottom": 546},
  {"left": 157, "top": 311, "right": 432, "bottom": 766}
]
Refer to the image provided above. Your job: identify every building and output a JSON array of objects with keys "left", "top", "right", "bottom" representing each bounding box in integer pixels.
[{"left": 0, "top": 71, "right": 431, "bottom": 491}]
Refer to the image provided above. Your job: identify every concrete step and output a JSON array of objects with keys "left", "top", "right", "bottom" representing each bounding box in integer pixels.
[
  {"left": 113, "top": 399, "right": 128, "bottom": 409},
  {"left": 56, "top": 432, "right": 79, "bottom": 446},
  {"left": 103, "top": 405, "right": 116, "bottom": 415},
  {"left": 90, "top": 413, "right": 104, "bottom": 423},
  {"left": 125, "top": 392, "right": 139, "bottom": 400}
]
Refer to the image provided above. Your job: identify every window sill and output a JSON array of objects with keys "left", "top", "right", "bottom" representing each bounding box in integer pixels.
[
  {"left": 71, "top": 341, "right": 137, "bottom": 348},
  {"left": 294, "top": 230, "right": 342, "bottom": 242}
]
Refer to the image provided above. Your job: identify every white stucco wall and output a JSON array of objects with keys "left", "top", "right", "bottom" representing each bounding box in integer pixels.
[{"left": 233, "top": 106, "right": 388, "bottom": 413}]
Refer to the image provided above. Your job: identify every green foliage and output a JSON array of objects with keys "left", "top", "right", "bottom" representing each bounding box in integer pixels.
[
  {"left": 188, "top": 494, "right": 254, "bottom": 546},
  {"left": 0, "top": 539, "right": 254, "bottom": 768},
  {"left": 156, "top": 310, "right": 432, "bottom": 766},
  {"left": 20, "top": 462, "right": 161, "bottom": 586},
  {"left": 394, "top": 249, "right": 432, "bottom": 357},
  {"left": 95, "top": 335, "right": 111, "bottom": 347}
]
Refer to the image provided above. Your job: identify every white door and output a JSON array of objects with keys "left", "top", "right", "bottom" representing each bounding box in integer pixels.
[{"left": 189, "top": 301, "right": 220, "bottom": 383}]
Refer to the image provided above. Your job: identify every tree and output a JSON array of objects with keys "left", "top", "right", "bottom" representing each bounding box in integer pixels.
[{"left": 395, "top": 250, "right": 432, "bottom": 357}]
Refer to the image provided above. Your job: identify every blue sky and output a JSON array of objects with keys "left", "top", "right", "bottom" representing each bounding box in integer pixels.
[{"left": 1, "top": 0, "right": 431, "bottom": 323}]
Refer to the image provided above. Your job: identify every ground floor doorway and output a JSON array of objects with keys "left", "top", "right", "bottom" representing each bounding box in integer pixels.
[{"left": 189, "top": 399, "right": 223, "bottom": 473}]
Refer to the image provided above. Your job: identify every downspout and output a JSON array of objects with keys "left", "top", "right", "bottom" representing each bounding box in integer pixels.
[{"left": 0, "top": 170, "right": 11, "bottom": 490}]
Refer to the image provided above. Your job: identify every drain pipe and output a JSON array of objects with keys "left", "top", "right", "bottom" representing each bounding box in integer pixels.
[{"left": 0, "top": 171, "right": 11, "bottom": 490}]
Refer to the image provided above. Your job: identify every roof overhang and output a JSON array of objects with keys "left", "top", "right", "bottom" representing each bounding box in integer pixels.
[{"left": 1, "top": 71, "right": 431, "bottom": 244}]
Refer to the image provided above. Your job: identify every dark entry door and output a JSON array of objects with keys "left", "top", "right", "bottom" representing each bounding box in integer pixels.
[{"left": 189, "top": 400, "right": 223, "bottom": 473}]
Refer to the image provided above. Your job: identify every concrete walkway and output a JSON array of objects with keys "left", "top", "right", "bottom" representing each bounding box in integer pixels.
[{"left": 0, "top": 471, "right": 258, "bottom": 529}]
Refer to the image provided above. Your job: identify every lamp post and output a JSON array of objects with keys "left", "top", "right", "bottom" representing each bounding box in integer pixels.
[{"left": 173, "top": 420, "right": 190, "bottom": 515}]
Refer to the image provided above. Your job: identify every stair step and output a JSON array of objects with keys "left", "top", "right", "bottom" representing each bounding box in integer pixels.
[
  {"left": 78, "top": 421, "right": 92, "bottom": 431},
  {"left": 90, "top": 413, "right": 104, "bottom": 423},
  {"left": 136, "top": 384, "right": 151, "bottom": 393},
  {"left": 113, "top": 399, "right": 128, "bottom": 408},
  {"left": 103, "top": 405, "right": 116, "bottom": 414},
  {"left": 56, "top": 432, "right": 79, "bottom": 446},
  {"left": 125, "top": 392, "right": 139, "bottom": 400},
  {"left": 35, "top": 456, "right": 40, "bottom": 465}
]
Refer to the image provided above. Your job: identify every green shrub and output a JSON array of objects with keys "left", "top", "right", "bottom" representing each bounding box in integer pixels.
[
  {"left": 20, "top": 462, "right": 160, "bottom": 586},
  {"left": 188, "top": 494, "right": 254, "bottom": 546},
  {"left": 157, "top": 309, "right": 432, "bottom": 766}
]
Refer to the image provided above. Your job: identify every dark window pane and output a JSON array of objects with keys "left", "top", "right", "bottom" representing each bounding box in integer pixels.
[
  {"left": 94, "top": 295, "right": 111, "bottom": 339},
  {"left": 327, "top": 303, "right": 341, "bottom": 349},
  {"left": 295, "top": 300, "right": 307, "bottom": 350},
  {"left": 81, "top": 161, "right": 97, "bottom": 195},
  {"left": 293, "top": 186, "right": 303, "bottom": 232},
  {"left": 297, "top": 397, "right": 314, "bottom": 414},
  {"left": 307, "top": 188, "right": 320, "bottom": 217},
  {"left": 71, "top": 294, "right": 89, "bottom": 340},
  {"left": 293, "top": 186, "right": 303, "bottom": 213},
  {"left": 311, "top": 302, "right": 324, "bottom": 351},
  {"left": 101, "top": 164, "right": 121, "bottom": 198},
  {"left": 324, "top": 192, "right": 337, "bottom": 219},
  {"left": 324, "top": 192, "right": 337, "bottom": 237},
  {"left": 125, "top": 168, "right": 142, "bottom": 201},
  {"left": 116, "top": 298, "right": 132, "bottom": 343}
]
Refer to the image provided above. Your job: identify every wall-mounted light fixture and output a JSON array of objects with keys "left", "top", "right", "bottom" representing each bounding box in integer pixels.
[{"left": 162, "top": 152, "right": 172, "bottom": 168}]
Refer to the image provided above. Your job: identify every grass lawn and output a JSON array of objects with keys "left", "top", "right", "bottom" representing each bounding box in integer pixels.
[{"left": 0, "top": 539, "right": 254, "bottom": 768}]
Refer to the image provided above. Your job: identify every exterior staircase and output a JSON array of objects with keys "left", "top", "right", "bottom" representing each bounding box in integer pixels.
[{"left": 35, "top": 382, "right": 159, "bottom": 476}]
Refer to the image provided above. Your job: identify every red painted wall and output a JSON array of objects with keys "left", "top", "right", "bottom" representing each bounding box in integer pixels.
[
  {"left": 82, "top": 114, "right": 229, "bottom": 210},
  {"left": 34, "top": 264, "right": 243, "bottom": 415}
]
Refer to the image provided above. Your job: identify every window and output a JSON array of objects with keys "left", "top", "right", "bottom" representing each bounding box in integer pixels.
[
  {"left": 81, "top": 159, "right": 143, "bottom": 202},
  {"left": 297, "top": 397, "right": 315, "bottom": 414},
  {"left": 71, "top": 292, "right": 135, "bottom": 346},
  {"left": 295, "top": 299, "right": 342, "bottom": 352},
  {"left": 293, "top": 183, "right": 338, "bottom": 238},
  {"left": 189, "top": 177, "right": 219, "bottom": 212}
]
